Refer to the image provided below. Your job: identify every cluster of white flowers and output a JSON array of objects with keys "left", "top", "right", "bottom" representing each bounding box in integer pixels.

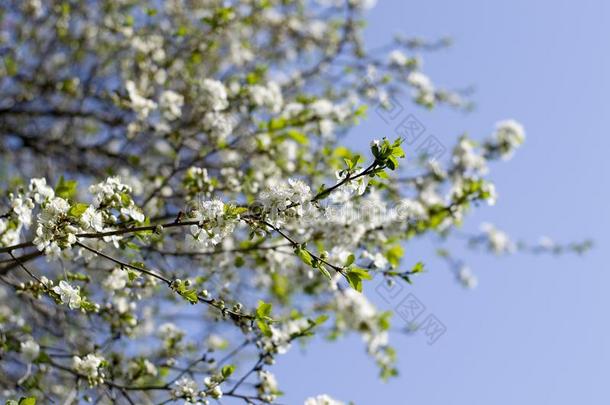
[
  {"left": 103, "top": 267, "right": 130, "bottom": 291},
  {"left": 329, "top": 171, "right": 368, "bottom": 204},
  {"left": 172, "top": 377, "right": 199, "bottom": 402},
  {"left": 184, "top": 167, "right": 214, "bottom": 196},
  {"left": 0, "top": 178, "right": 56, "bottom": 248},
  {"left": 200, "top": 78, "right": 229, "bottom": 111},
  {"left": 453, "top": 137, "right": 488, "bottom": 174},
  {"left": 260, "top": 178, "right": 312, "bottom": 211},
  {"left": 304, "top": 394, "right": 344, "bottom": 405},
  {"left": 127, "top": 358, "right": 158, "bottom": 379},
  {"left": 33, "top": 197, "right": 78, "bottom": 258},
  {"left": 187, "top": 200, "right": 237, "bottom": 249},
  {"left": 203, "top": 375, "right": 223, "bottom": 399},
  {"left": 407, "top": 71, "right": 435, "bottom": 105},
  {"left": 89, "top": 177, "right": 144, "bottom": 222},
  {"left": 362, "top": 251, "right": 389, "bottom": 269},
  {"left": 73, "top": 353, "right": 105, "bottom": 386},
  {"left": 333, "top": 289, "right": 394, "bottom": 373},
  {"left": 257, "top": 370, "right": 280, "bottom": 403},
  {"left": 249, "top": 81, "right": 283, "bottom": 113},
  {"left": 202, "top": 111, "right": 234, "bottom": 141},
  {"left": 158, "top": 322, "right": 184, "bottom": 341},
  {"left": 260, "top": 317, "right": 310, "bottom": 356},
  {"left": 389, "top": 49, "right": 409, "bottom": 67},
  {"left": 480, "top": 222, "right": 514, "bottom": 254},
  {"left": 493, "top": 119, "right": 526, "bottom": 159},
  {"left": 126, "top": 81, "right": 157, "bottom": 119},
  {"left": 52, "top": 280, "right": 82, "bottom": 309},
  {"left": 159, "top": 90, "right": 184, "bottom": 121}
]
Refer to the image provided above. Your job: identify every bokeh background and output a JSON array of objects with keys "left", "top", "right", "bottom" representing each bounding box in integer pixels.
[{"left": 275, "top": 0, "right": 610, "bottom": 403}]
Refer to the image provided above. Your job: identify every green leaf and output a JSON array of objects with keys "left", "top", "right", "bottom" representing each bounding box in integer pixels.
[
  {"left": 346, "top": 271, "right": 363, "bottom": 292},
  {"left": 180, "top": 289, "right": 199, "bottom": 304},
  {"left": 411, "top": 262, "right": 425, "bottom": 274},
  {"left": 55, "top": 176, "right": 77, "bottom": 200},
  {"left": 345, "top": 254, "right": 355, "bottom": 267},
  {"left": 314, "top": 314, "right": 329, "bottom": 325},
  {"left": 286, "top": 129, "right": 309, "bottom": 145},
  {"left": 317, "top": 265, "right": 332, "bottom": 280},
  {"left": 257, "top": 320, "right": 272, "bottom": 337},
  {"left": 385, "top": 245, "right": 404, "bottom": 268},
  {"left": 68, "top": 203, "right": 90, "bottom": 218},
  {"left": 346, "top": 267, "right": 372, "bottom": 292},
  {"left": 221, "top": 365, "right": 235, "bottom": 378},
  {"left": 295, "top": 247, "right": 313, "bottom": 266},
  {"left": 256, "top": 300, "right": 273, "bottom": 320}
]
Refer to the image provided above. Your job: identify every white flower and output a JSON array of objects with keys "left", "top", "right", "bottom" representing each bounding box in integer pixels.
[
  {"left": 480, "top": 223, "right": 514, "bottom": 254},
  {"left": 73, "top": 353, "right": 104, "bottom": 385},
  {"left": 201, "top": 78, "right": 229, "bottom": 111},
  {"left": 453, "top": 137, "right": 487, "bottom": 174},
  {"left": 81, "top": 206, "right": 104, "bottom": 232},
  {"left": 203, "top": 111, "right": 233, "bottom": 141},
  {"left": 103, "top": 268, "right": 130, "bottom": 291},
  {"left": 52, "top": 280, "right": 82, "bottom": 309},
  {"left": 258, "top": 370, "right": 278, "bottom": 392},
  {"left": 29, "top": 178, "right": 55, "bottom": 204},
  {"left": 172, "top": 377, "right": 198, "bottom": 400},
  {"left": 10, "top": 196, "right": 34, "bottom": 227},
  {"left": 206, "top": 334, "right": 228, "bottom": 350},
  {"left": 209, "top": 385, "right": 223, "bottom": 399},
  {"left": 389, "top": 49, "right": 408, "bottom": 66},
  {"left": 304, "top": 394, "right": 344, "bottom": 405},
  {"left": 396, "top": 199, "right": 427, "bottom": 221},
  {"left": 159, "top": 90, "right": 184, "bottom": 120},
  {"left": 34, "top": 197, "right": 78, "bottom": 256},
  {"left": 89, "top": 176, "right": 132, "bottom": 208},
  {"left": 142, "top": 359, "right": 157, "bottom": 376},
  {"left": 287, "top": 178, "right": 312, "bottom": 204},
  {"left": 249, "top": 82, "right": 283, "bottom": 113},
  {"left": 457, "top": 266, "right": 478, "bottom": 289},
  {"left": 20, "top": 339, "right": 40, "bottom": 361},
  {"left": 309, "top": 99, "right": 334, "bottom": 117},
  {"left": 158, "top": 322, "right": 183, "bottom": 340},
  {"left": 494, "top": 119, "right": 525, "bottom": 159},
  {"left": 362, "top": 251, "right": 388, "bottom": 269},
  {"left": 407, "top": 71, "right": 433, "bottom": 91},
  {"left": 120, "top": 205, "right": 145, "bottom": 222},
  {"left": 126, "top": 81, "right": 157, "bottom": 119}
]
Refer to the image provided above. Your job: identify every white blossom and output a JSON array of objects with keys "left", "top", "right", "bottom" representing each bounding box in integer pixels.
[
  {"left": 52, "top": 280, "right": 82, "bottom": 309},
  {"left": 389, "top": 49, "right": 409, "bottom": 66},
  {"left": 126, "top": 81, "right": 157, "bottom": 119},
  {"left": 159, "top": 90, "right": 184, "bottom": 120},
  {"left": 103, "top": 268, "right": 130, "bottom": 291},
  {"left": 201, "top": 79, "right": 229, "bottom": 111},
  {"left": 304, "top": 394, "right": 344, "bottom": 405},
  {"left": 29, "top": 178, "right": 55, "bottom": 204},
  {"left": 249, "top": 82, "right": 283, "bottom": 113},
  {"left": 494, "top": 119, "right": 526, "bottom": 159},
  {"left": 457, "top": 266, "right": 478, "bottom": 289},
  {"left": 480, "top": 223, "right": 514, "bottom": 254},
  {"left": 20, "top": 339, "right": 40, "bottom": 361},
  {"left": 81, "top": 206, "right": 104, "bottom": 232},
  {"left": 73, "top": 353, "right": 105, "bottom": 385}
]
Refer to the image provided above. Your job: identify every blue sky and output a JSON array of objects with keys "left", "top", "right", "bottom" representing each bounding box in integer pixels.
[{"left": 273, "top": 0, "right": 610, "bottom": 404}]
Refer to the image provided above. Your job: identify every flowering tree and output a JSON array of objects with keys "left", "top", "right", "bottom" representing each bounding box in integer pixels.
[{"left": 0, "top": 0, "right": 591, "bottom": 404}]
